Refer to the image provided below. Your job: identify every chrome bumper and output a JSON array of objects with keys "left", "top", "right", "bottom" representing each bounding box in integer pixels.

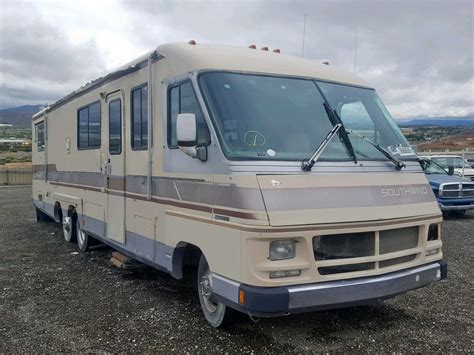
[
  {"left": 439, "top": 203, "right": 474, "bottom": 211},
  {"left": 212, "top": 261, "right": 447, "bottom": 317}
]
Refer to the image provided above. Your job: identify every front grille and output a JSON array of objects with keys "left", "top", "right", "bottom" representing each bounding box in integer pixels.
[
  {"left": 443, "top": 190, "right": 460, "bottom": 198},
  {"left": 440, "top": 183, "right": 474, "bottom": 198},
  {"left": 318, "top": 262, "right": 375, "bottom": 275},
  {"left": 313, "top": 232, "right": 374, "bottom": 260},
  {"left": 313, "top": 227, "right": 419, "bottom": 276},
  {"left": 380, "top": 227, "right": 419, "bottom": 253},
  {"left": 443, "top": 184, "right": 459, "bottom": 190}
]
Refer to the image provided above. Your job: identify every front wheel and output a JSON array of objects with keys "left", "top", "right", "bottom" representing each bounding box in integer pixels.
[{"left": 197, "top": 255, "right": 236, "bottom": 328}]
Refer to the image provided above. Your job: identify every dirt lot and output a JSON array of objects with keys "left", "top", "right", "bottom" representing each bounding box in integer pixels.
[{"left": 1, "top": 186, "right": 473, "bottom": 352}]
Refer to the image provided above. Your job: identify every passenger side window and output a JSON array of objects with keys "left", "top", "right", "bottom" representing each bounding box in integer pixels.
[
  {"left": 168, "top": 81, "right": 210, "bottom": 148},
  {"left": 35, "top": 122, "right": 45, "bottom": 152},
  {"left": 109, "top": 99, "right": 122, "bottom": 154},
  {"left": 340, "top": 101, "right": 379, "bottom": 142},
  {"left": 77, "top": 101, "right": 101, "bottom": 150},
  {"left": 131, "top": 84, "right": 148, "bottom": 150}
]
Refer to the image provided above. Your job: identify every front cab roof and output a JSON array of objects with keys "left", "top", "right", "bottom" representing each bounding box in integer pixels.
[{"left": 156, "top": 42, "right": 371, "bottom": 88}]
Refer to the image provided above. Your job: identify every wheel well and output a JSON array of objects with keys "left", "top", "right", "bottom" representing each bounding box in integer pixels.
[
  {"left": 67, "top": 205, "right": 76, "bottom": 217},
  {"left": 171, "top": 242, "right": 202, "bottom": 279},
  {"left": 54, "top": 202, "right": 63, "bottom": 223}
]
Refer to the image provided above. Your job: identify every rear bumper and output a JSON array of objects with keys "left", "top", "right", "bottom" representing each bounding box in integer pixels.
[{"left": 212, "top": 261, "right": 447, "bottom": 317}]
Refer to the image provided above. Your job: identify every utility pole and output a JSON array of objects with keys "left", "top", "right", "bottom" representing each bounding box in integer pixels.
[
  {"left": 302, "top": 13, "right": 307, "bottom": 58},
  {"left": 353, "top": 25, "right": 358, "bottom": 75}
]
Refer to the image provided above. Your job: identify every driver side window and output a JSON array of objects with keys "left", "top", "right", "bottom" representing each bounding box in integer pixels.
[{"left": 168, "top": 81, "right": 210, "bottom": 148}]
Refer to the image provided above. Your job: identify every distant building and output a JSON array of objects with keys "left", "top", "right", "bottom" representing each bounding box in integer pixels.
[{"left": 0, "top": 138, "right": 31, "bottom": 147}]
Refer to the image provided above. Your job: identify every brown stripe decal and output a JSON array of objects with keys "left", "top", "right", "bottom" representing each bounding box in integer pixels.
[{"left": 166, "top": 210, "right": 442, "bottom": 233}]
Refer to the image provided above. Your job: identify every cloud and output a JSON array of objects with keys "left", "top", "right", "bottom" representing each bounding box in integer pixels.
[
  {"left": 0, "top": 0, "right": 473, "bottom": 118},
  {"left": 0, "top": 0, "right": 106, "bottom": 108}
]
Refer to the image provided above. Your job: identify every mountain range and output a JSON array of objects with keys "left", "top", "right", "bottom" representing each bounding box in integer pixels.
[
  {"left": 0, "top": 105, "right": 44, "bottom": 128},
  {"left": 1, "top": 104, "right": 473, "bottom": 128},
  {"left": 396, "top": 115, "right": 474, "bottom": 127}
]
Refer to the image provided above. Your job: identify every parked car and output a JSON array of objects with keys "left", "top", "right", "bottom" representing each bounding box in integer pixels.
[
  {"left": 419, "top": 158, "right": 474, "bottom": 215},
  {"left": 467, "top": 158, "right": 474, "bottom": 168},
  {"left": 419, "top": 155, "right": 474, "bottom": 181}
]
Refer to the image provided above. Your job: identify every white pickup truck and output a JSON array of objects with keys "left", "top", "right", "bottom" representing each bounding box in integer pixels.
[{"left": 419, "top": 155, "right": 474, "bottom": 181}]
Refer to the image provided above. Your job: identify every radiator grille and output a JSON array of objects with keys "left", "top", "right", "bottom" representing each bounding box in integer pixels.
[
  {"left": 440, "top": 183, "right": 474, "bottom": 198},
  {"left": 313, "top": 232, "right": 374, "bottom": 260},
  {"left": 380, "top": 227, "right": 418, "bottom": 254},
  {"left": 313, "top": 227, "right": 420, "bottom": 276}
]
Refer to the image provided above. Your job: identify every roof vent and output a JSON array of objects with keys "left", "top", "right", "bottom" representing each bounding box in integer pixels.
[
  {"left": 261, "top": 46, "right": 269, "bottom": 51},
  {"left": 273, "top": 49, "right": 281, "bottom": 53},
  {"left": 188, "top": 40, "right": 197, "bottom": 45},
  {"left": 249, "top": 44, "right": 257, "bottom": 49},
  {"left": 322, "top": 61, "right": 329, "bottom": 65}
]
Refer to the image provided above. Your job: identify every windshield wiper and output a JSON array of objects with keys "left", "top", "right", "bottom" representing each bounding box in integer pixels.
[
  {"left": 302, "top": 123, "right": 342, "bottom": 171},
  {"left": 323, "top": 102, "right": 358, "bottom": 165},
  {"left": 346, "top": 130, "right": 406, "bottom": 170}
]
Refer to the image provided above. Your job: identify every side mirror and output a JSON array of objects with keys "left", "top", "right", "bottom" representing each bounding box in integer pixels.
[
  {"left": 176, "top": 113, "right": 207, "bottom": 162},
  {"left": 447, "top": 166, "right": 454, "bottom": 175},
  {"left": 177, "top": 113, "right": 197, "bottom": 147}
]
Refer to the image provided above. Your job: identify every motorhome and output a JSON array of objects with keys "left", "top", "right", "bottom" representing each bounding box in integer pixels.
[{"left": 32, "top": 42, "right": 447, "bottom": 327}]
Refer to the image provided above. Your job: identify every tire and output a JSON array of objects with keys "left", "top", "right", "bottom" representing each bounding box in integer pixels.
[
  {"left": 36, "top": 207, "right": 53, "bottom": 222},
  {"left": 76, "top": 216, "right": 90, "bottom": 252},
  {"left": 197, "top": 254, "right": 236, "bottom": 328},
  {"left": 454, "top": 210, "right": 467, "bottom": 216},
  {"left": 62, "top": 213, "right": 76, "bottom": 243}
]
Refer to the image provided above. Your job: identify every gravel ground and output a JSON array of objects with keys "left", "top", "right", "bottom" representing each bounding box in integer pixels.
[{"left": 0, "top": 185, "right": 473, "bottom": 353}]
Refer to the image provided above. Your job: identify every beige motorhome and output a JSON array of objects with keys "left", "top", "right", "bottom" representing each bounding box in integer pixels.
[{"left": 32, "top": 42, "right": 446, "bottom": 327}]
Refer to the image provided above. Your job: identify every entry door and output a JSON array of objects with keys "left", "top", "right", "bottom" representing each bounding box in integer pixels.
[{"left": 105, "top": 93, "right": 126, "bottom": 244}]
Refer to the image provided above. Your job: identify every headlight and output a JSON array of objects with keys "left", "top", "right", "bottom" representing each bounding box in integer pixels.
[{"left": 269, "top": 240, "right": 295, "bottom": 260}]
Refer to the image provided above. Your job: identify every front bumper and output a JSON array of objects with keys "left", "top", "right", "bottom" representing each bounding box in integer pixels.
[
  {"left": 437, "top": 197, "right": 474, "bottom": 211},
  {"left": 212, "top": 261, "right": 447, "bottom": 317}
]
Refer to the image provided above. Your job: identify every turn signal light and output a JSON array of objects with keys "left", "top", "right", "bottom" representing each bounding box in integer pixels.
[{"left": 239, "top": 289, "right": 245, "bottom": 304}]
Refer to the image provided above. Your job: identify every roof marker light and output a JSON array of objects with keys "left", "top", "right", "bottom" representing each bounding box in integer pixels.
[
  {"left": 188, "top": 40, "right": 197, "bottom": 45},
  {"left": 273, "top": 49, "right": 281, "bottom": 53},
  {"left": 249, "top": 44, "right": 256, "bottom": 49},
  {"left": 261, "top": 46, "right": 269, "bottom": 51}
]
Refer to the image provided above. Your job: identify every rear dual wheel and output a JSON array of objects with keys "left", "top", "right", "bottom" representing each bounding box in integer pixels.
[
  {"left": 62, "top": 213, "right": 91, "bottom": 251},
  {"left": 62, "top": 214, "right": 76, "bottom": 242}
]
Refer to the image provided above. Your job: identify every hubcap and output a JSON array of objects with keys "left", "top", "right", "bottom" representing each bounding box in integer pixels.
[
  {"left": 77, "top": 222, "right": 86, "bottom": 246},
  {"left": 62, "top": 216, "right": 71, "bottom": 239},
  {"left": 200, "top": 269, "right": 218, "bottom": 313}
]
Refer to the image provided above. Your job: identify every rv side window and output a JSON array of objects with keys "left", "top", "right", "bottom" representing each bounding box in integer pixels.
[
  {"left": 35, "top": 122, "right": 45, "bottom": 152},
  {"left": 77, "top": 101, "right": 101, "bottom": 150},
  {"left": 168, "top": 81, "right": 210, "bottom": 148},
  {"left": 109, "top": 99, "right": 122, "bottom": 154},
  {"left": 131, "top": 84, "right": 148, "bottom": 150}
]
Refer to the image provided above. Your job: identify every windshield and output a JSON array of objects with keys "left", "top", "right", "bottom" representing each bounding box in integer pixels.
[
  {"left": 199, "top": 72, "right": 414, "bottom": 161},
  {"left": 431, "top": 156, "right": 468, "bottom": 169},
  {"left": 420, "top": 160, "right": 447, "bottom": 174}
]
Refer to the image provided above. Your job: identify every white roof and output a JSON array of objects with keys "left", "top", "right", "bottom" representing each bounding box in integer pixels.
[
  {"left": 157, "top": 43, "right": 370, "bottom": 88},
  {"left": 33, "top": 42, "right": 372, "bottom": 119}
]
